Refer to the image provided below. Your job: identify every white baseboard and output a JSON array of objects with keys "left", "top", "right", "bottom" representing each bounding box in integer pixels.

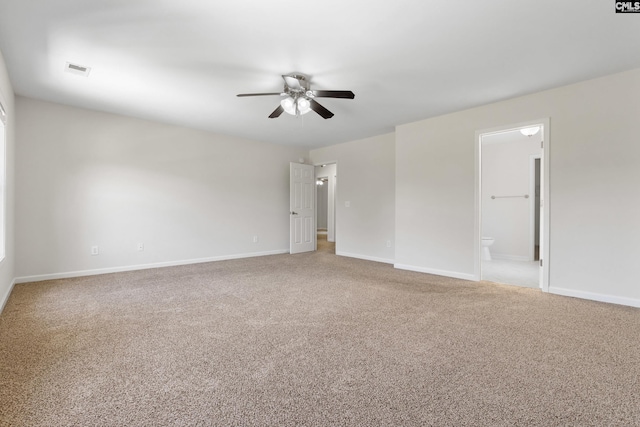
[
  {"left": 14, "top": 250, "right": 289, "bottom": 284},
  {"left": 394, "top": 264, "right": 476, "bottom": 281},
  {"left": 549, "top": 287, "right": 640, "bottom": 308},
  {"left": 0, "top": 278, "right": 16, "bottom": 314},
  {"left": 336, "top": 251, "right": 394, "bottom": 265},
  {"left": 491, "top": 253, "right": 531, "bottom": 262}
]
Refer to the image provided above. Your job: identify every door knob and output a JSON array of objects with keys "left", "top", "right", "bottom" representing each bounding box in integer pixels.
[{"left": 290, "top": 211, "right": 298, "bottom": 215}]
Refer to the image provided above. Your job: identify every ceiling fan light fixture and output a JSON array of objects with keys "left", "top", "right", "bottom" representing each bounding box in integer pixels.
[
  {"left": 520, "top": 126, "right": 541, "bottom": 137},
  {"left": 280, "top": 97, "right": 296, "bottom": 115},
  {"left": 280, "top": 96, "right": 312, "bottom": 116},
  {"left": 297, "top": 97, "right": 311, "bottom": 115}
]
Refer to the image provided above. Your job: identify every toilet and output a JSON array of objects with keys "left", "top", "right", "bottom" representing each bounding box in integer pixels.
[{"left": 482, "top": 237, "right": 495, "bottom": 261}]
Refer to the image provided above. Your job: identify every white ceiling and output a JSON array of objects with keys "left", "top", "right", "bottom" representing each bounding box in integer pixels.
[{"left": 1, "top": 1, "right": 639, "bottom": 149}]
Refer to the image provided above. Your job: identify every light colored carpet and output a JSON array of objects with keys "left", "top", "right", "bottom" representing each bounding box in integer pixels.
[{"left": 1, "top": 241, "right": 638, "bottom": 426}]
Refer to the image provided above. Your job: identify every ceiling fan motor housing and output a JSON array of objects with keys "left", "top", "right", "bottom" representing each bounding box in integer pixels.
[{"left": 283, "top": 74, "right": 312, "bottom": 97}]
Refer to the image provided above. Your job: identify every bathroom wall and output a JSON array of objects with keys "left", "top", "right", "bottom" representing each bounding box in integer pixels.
[{"left": 481, "top": 131, "right": 542, "bottom": 260}]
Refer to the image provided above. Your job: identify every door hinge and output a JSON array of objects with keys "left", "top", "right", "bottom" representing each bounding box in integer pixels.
[
  {"left": 541, "top": 140, "right": 544, "bottom": 149},
  {"left": 539, "top": 259, "right": 543, "bottom": 267}
]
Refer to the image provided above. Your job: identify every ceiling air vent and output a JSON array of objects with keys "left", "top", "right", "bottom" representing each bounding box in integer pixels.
[{"left": 65, "top": 62, "right": 91, "bottom": 77}]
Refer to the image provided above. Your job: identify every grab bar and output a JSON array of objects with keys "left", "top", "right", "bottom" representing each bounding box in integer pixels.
[{"left": 491, "top": 195, "right": 529, "bottom": 199}]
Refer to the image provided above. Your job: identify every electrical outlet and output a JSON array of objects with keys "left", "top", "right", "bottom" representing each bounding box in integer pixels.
[
  {"left": 345, "top": 201, "right": 351, "bottom": 208},
  {"left": 91, "top": 246, "right": 99, "bottom": 256},
  {"left": 253, "top": 235, "right": 259, "bottom": 243},
  {"left": 386, "top": 240, "right": 392, "bottom": 248},
  {"left": 137, "top": 243, "right": 144, "bottom": 251}
]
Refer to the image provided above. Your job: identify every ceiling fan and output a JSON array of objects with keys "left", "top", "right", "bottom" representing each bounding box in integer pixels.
[{"left": 237, "top": 73, "right": 355, "bottom": 119}]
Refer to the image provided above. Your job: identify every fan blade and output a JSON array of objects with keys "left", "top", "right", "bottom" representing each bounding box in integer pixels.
[
  {"left": 268, "top": 105, "right": 284, "bottom": 119},
  {"left": 312, "top": 90, "right": 355, "bottom": 99},
  {"left": 237, "top": 92, "right": 282, "bottom": 97},
  {"left": 310, "top": 100, "right": 334, "bottom": 119}
]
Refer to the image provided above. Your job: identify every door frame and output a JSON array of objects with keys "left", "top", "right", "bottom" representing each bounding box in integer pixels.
[{"left": 474, "top": 118, "right": 550, "bottom": 292}]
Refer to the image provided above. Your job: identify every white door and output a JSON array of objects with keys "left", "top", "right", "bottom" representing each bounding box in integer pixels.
[{"left": 290, "top": 162, "right": 315, "bottom": 254}]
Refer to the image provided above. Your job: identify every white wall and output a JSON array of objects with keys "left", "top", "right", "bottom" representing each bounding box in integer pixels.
[
  {"left": 15, "top": 97, "right": 307, "bottom": 280},
  {"left": 7, "top": 61, "right": 640, "bottom": 308},
  {"left": 396, "top": 68, "right": 640, "bottom": 306},
  {"left": 0, "top": 50, "right": 15, "bottom": 310},
  {"left": 310, "top": 133, "right": 395, "bottom": 263},
  {"left": 482, "top": 133, "right": 541, "bottom": 260}
]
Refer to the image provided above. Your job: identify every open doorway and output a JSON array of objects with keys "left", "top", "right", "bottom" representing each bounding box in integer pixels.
[
  {"left": 316, "top": 177, "right": 329, "bottom": 234},
  {"left": 315, "top": 163, "right": 336, "bottom": 254},
  {"left": 476, "top": 120, "right": 549, "bottom": 290},
  {"left": 531, "top": 155, "right": 541, "bottom": 262}
]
